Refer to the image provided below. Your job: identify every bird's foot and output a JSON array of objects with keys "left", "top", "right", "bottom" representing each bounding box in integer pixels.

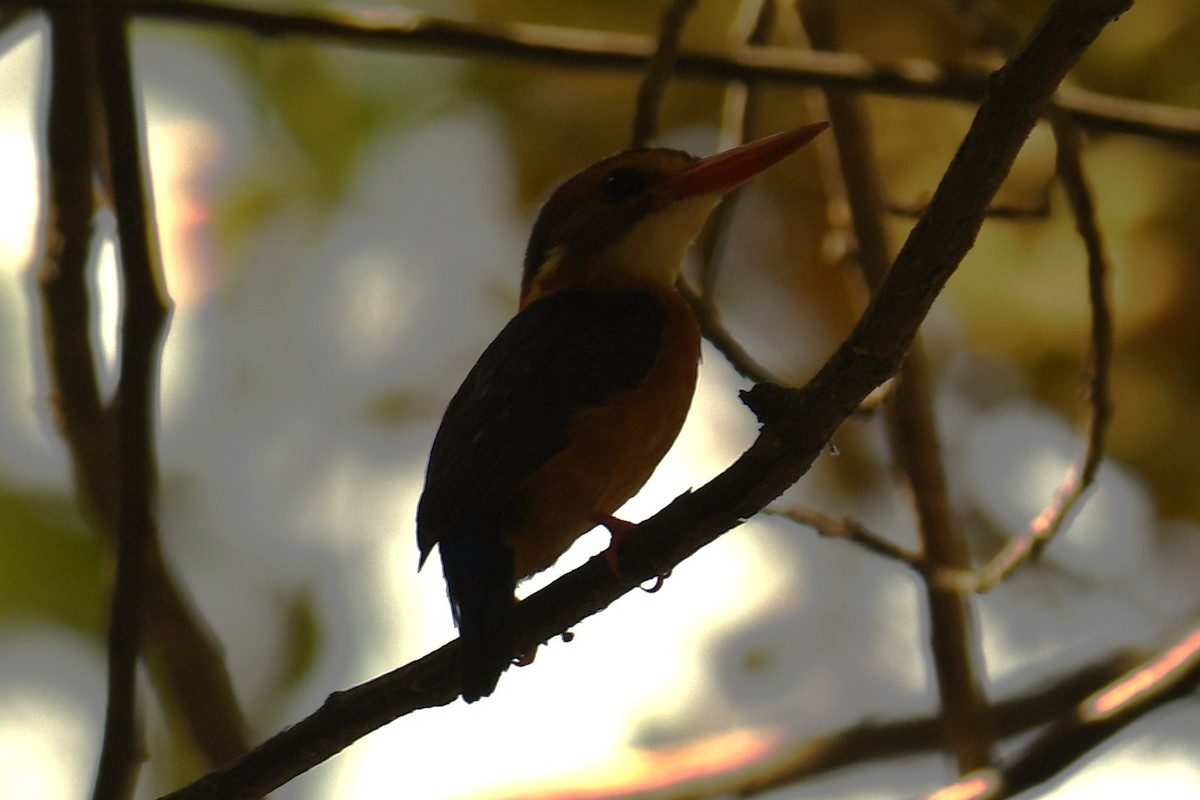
[
  {"left": 591, "top": 512, "right": 636, "bottom": 575},
  {"left": 592, "top": 512, "right": 670, "bottom": 592}
]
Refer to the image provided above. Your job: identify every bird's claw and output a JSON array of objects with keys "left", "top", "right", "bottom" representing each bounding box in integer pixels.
[
  {"left": 640, "top": 569, "right": 672, "bottom": 593},
  {"left": 592, "top": 512, "right": 671, "bottom": 591},
  {"left": 592, "top": 512, "right": 637, "bottom": 577}
]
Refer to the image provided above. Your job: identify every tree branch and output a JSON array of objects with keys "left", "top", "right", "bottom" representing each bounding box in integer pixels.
[
  {"left": 730, "top": 644, "right": 1143, "bottom": 797},
  {"left": 91, "top": 1, "right": 174, "bottom": 796},
  {"left": 38, "top": 0, "right": 106, "bottom": 505},
  {"left": 112, "top": 0, "right": 1200, "bottom": 147},
  {"left": 766, "top": 506, "right": 925, "bottom": 569},
  {"left": 36, "top": 0, "right": 250, "bottom": 780},
  {"left": 496, "top": 628, "right": 1186, "bottom": 800},
  {"left": 157, "top": 1, "right": 1130, "bottom": 796},
  {"left": 918, "top": 623, "right": 1200, "bottom": 800}
]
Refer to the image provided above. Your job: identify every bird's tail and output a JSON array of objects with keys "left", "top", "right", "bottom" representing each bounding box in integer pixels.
[{"left": 439, "top": 535, "right": 516, "bottom": 702}]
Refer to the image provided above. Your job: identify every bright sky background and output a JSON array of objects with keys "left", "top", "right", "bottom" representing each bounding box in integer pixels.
[{"left": 0, "top": 9, "right": 1197, "bottom": 800}]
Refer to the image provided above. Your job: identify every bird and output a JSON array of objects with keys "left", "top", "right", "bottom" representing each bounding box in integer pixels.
[{"left": 417, "top": 122, "right": 828, "bottom": 702}]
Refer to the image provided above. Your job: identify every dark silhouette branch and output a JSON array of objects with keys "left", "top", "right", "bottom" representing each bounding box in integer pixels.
[
  {"left": 98, "top": 0, "right": 1200, "bottom": 147},
  {"left": 157, "top": 1, "right": 1130, "bottom": 796},
  {"left": 39, "top": 0, "right": 106, "bottom": 502},
  {"left": 88, "top": 1, "right": 176, "bottom": 796},
  {"left": 729, "top": 644, "right": 1143, "bottom": 797},
  {"left": 542, "top": 628, "right": 1190, "bottom": 800},
  {"left": 511, "top": 643, "right": 1146, "bottom": 800},
  {"left": 917, "top": 622, "right": 1200, "bottom": 800},
  {"left": 646, "top": 623, "right": 1197, "bottom": 800}
]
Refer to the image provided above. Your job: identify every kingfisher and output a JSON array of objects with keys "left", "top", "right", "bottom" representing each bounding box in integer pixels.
[{"left": 417, "top": 122, "right": 828, "bottom": 702}]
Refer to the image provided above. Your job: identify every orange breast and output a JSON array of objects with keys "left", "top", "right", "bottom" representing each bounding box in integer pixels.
[{"left": 508, "top": 284, "right": 700, "bottom": 580}]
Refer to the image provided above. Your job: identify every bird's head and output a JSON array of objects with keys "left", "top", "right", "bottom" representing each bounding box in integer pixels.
[{"left": 519, "top": 122, "right": 828, "bottom": 308}]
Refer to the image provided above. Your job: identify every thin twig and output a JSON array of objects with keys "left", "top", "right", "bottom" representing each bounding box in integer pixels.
[
  {"left": 765, "top": 506, "right": 925, "bottom": 569},
  {"left": 943, "top": 104, "right": 1115, "bottom": 596},
  {"left": 158, "top": 3, "right": 1129, "bottom": 796},
  {"left": 91, "top": 1, "right": 173, "bottom": 796},
  {"left": 65, "top": 0, "right": 1197, "bottom": 148},
  {"left": 693, "top": 0, "right": 774, "bottom": 294},
  {"left": 678, "top": 280, "right": 786, "bottom": 385},
  {"left": 633, "top": 0, "right": 784, "bottom": 385},
  {"left": 684, "top": 0, "right": 791, "bottom": 384},
  {"left": 799, "top": 0, "right": 994, "bottom": 773},
  {"left": 631, "top": 0, "right": 701, "bottom": 147}
]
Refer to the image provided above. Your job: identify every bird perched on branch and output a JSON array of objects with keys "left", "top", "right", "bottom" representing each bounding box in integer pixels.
[{"left": 417, "top": 122, "right": 828, "bottom": 702}]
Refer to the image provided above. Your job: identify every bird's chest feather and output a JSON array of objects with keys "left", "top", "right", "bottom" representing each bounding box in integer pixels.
[{"left": 509, "top": 287, "right": 700, "bottom": 579}]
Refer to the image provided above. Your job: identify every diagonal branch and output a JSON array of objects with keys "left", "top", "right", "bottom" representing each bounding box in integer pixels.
[
  {"left": 158, "top": 1, "right": 1130, "bottom": 797},
  {"left": 918, "top": 622, "right": 1200, "bottom": 800},
  {"left": 504, "top": 628, "right": 1188, "bottom": 800},
  {"left": 766, "top": 505, "right": 925, "bottom": 569},
  {"left": 705, "top": 644, "right": 1143, "bottom": 798}
]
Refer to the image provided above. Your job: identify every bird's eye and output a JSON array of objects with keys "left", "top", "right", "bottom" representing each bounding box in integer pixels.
[{"left": 601, "top": 168, "right": 648, "bottom": 202}]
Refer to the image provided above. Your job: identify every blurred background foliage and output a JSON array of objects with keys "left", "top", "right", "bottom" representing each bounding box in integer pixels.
[{"left": 1, "top": 0, "right": 1200, "bottom": 798}]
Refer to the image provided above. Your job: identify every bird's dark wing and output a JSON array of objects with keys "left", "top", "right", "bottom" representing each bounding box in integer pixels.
[
  {"left": 415, "top": 289, "right": 664, "bottom": 702},
  {"left": 417, "top": 288, "right": 665, "bottom": 553}
]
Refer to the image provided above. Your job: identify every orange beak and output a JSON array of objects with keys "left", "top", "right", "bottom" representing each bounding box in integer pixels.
[{"left": 660, "top": 122, "right": 829, "bottom": 200}]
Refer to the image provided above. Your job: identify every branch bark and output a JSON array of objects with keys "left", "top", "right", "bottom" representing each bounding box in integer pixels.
[
  {"left": 118, "top": 0, "right": 1200, "bottom": 146},
  {"left": 91, "top": 0, "right": 173, "bottom": 794},
  {"left": 158, "top": 1, "right": 1131, "bottom": 796}
]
